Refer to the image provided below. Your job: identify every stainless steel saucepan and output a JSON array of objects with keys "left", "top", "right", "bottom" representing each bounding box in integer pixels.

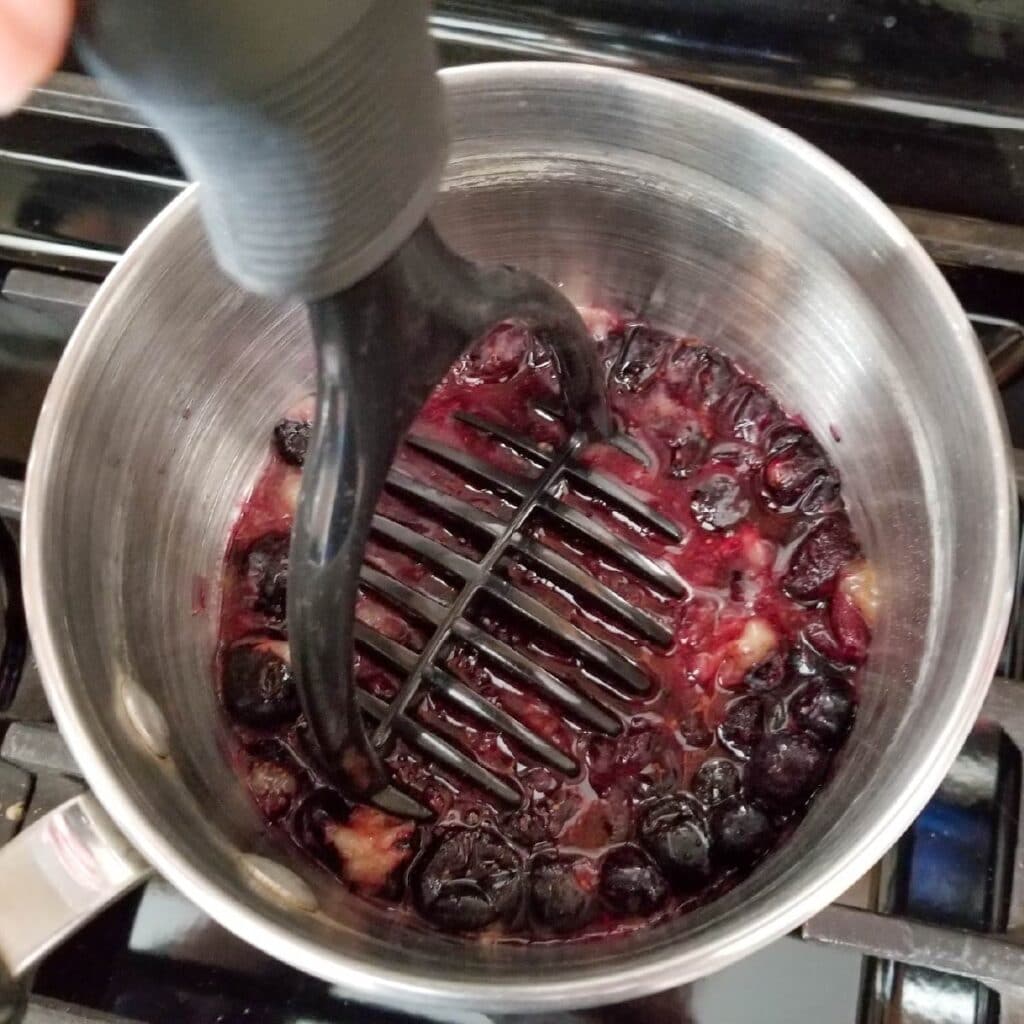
[{"left": 0, "top": 63, "right": 1014, "bottom": 1014}]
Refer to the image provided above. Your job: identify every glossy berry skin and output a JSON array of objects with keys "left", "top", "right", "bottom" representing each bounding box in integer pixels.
[
  {"left": 748, "top": 730, "right": 827, "bottom": 809},
  {"left": 711, "top": 800, "right": 774, "bottom": 865},
  {"left": 666, "top": 344, "right": 735, "bottom": 406},
  {"left": 529, "top": 856, "right": 595, "bottom": 932},
  {"left": 612, "top": 323, "right": 671, "bottom": 393},
  {"left": 599, "top": 846, "right": 669, "bottom": 915},
  {"left": 639, "top": 794, "right": 712, "bottom": 888},
  {"left": 690, "top": 473, "right": 750, "bottom": 531},
  {"left": 222, "top": 644, "right": 298, "bottom": 728},
  {"left": 692, "top": 759, "right": 741, "bottom": 808},
  {"left": 717, "top": 383, "right": 779, "bottom": 446},
  {"left": 791, "top": 675, "right": 856, "bottom": 745},
  {"left": 763, "top": 432, "right": 838, "bottom": 514},
  {"left": 718, "top": 697, "right": 765, "bottom": 758},
  {"left": 783, "top": 516, "right": 859, "bottom": 602},
  {"left": 416, "top": 831, "right": 524, "bottom": 932}
]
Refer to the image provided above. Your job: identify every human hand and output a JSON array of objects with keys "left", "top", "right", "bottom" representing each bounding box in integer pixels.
[{"left": 0, "top": 0, "right": 73, "bottom": 113}]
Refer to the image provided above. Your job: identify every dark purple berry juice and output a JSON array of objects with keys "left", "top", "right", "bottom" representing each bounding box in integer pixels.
[{"left": 214, "top": 309, "right": 876, "bottom": 939}]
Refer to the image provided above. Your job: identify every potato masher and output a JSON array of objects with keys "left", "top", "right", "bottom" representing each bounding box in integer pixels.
[{"left": 77, "top": 0, "right": 611, "bottom": 812}]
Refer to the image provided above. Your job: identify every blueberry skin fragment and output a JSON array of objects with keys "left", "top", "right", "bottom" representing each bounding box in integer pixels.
[{"left": 415, "top": 830, "right": 524, "bottom": 933}]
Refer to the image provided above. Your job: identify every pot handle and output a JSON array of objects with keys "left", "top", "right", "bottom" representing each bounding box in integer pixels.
[{"left": 0, "top": 794, "right": 152, "bottom": 1013}]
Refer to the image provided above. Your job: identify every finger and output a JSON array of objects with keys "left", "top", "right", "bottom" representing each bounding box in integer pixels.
[{"left": 0, "top": 0, "right": 74, "bottom": 114}]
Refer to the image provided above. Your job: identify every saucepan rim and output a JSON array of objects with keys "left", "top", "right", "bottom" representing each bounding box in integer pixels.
[{"left": 22, "top": 61, "right": 1015, "bottom": 1011}]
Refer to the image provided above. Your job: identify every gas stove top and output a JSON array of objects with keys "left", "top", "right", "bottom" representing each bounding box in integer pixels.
[{"left": 3, "top": 3, "right": 1024, "bottom": 1022}]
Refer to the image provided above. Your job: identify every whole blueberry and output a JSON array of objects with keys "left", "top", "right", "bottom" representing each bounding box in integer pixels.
[
  {"left": 416, "top": 831, "right": 523, "bottom": 932},
  {"left": 783, "top": 516, "right": 859, "bottom": 602},
  {"left": 600, "top": 846, "right": 668, "bottom": 916},
  {"left": 691, "top": 474, "right": 750, "bottom": 532},
  {"left": 222, "top": 644, "right": 299, "bottom": 728},
  {"left": 791, "top": 675, "right": 856, "bottom": 746},
  {"left": 529, "top": 856, "right": 594, "bottom": 932},
  {"left": 718, "top": 697, "right": 765, "bottom": 758},
  {"left": 711, "top": 800, "right": 774, "bottom": 865},
  {"left": 242, "top": 532, "right": 289, "bottom": 622},
  {"left": 273, "top": 418, "right": 311, "bottom": 466},
  {"left": 748, "top": 730, "right": 827, "bottom": 809},
  {"left": 763, "top": 433, "right": 835, "bottom": 511},
  {"left": 640, "top": 794, "right": 711, "bottom": 888},
  {"left": 692, "top": 759, "right": 741, "bottom": 808}
]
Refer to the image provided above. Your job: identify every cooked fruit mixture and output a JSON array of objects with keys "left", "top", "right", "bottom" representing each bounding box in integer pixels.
[{"left": 216, "top": 309, "right": 876, "bottom": 939}]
